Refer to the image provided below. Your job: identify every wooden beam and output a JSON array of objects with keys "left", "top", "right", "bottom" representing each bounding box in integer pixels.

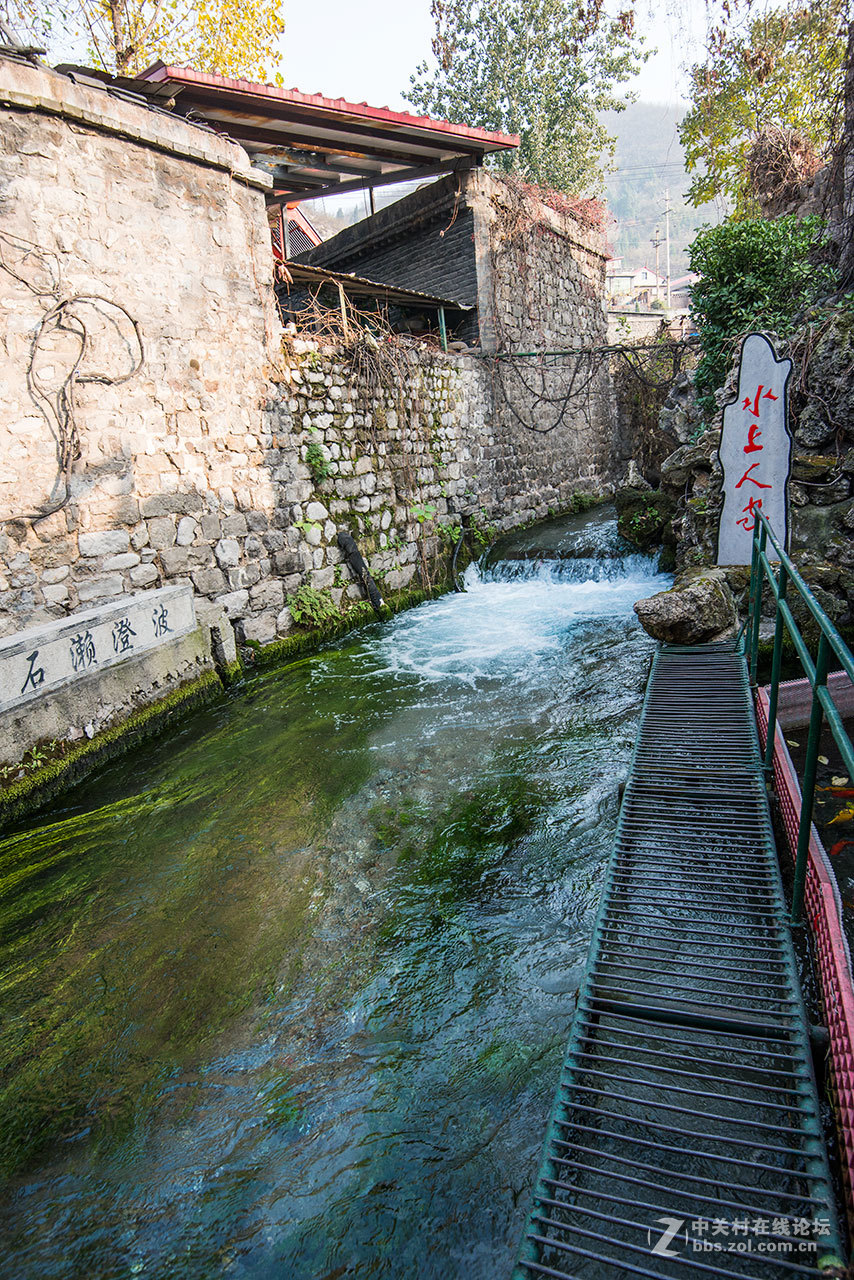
[
  {"left": 183, "top": 89, "right": 491, "bottom": 156},
  {"left": 274, "top": 158, "right": 473, "bottom": 203}
]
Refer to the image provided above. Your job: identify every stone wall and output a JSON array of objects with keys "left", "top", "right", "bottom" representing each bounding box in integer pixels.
[
  {"left": 476, "top": 175, "right": 625, "bottom": 498},
  {"left": 0, "top": 57, "right": 277, "bottom": 647},
  {"left": 0, "top": 60, "right": 622, "bottom": 775}
]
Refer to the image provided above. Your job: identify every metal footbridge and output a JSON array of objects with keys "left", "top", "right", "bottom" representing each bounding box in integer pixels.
[{"left": 514, "top": 642, "right": 847, "bottom": 1279}]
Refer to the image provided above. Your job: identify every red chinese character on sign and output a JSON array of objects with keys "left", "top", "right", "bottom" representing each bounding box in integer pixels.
[
  {"left": 743, "top": 423, "right": 763, "bottom": 454},
  {"left": 736, "top": 496, "right": 763, "bottom": 531},
  {"left": 735, "top": 462, "right": 772, "bottom": 490},
  {"left": 742, "top": 384, "right": 778, "bottom": 417}
]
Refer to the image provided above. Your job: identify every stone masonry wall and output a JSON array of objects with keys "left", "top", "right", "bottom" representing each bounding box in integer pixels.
[
  {"left": 0, "top": 58, "right": 277, "bottom": 647},
  {"left": 0, "top": 62, "right": 620, "bottom": 772},
  {"left": 468, "top": 174, "right": 623, "bottom": 506}
]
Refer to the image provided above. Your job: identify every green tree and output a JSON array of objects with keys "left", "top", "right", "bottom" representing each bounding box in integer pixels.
[
  {"left": 2, "top": 0, "right": 284, "bottom": 78},
  {"left": 679, "top": 1, "right": 846, "bottom": 214},
  {"left": 688, "top": 215, "right": 835, "bottom": 412},
  {"left": 404, "top": 0, "right": 646, "bottom": 195}
]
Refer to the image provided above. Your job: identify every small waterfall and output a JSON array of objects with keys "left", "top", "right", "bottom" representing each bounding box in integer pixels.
[
  {"left": 475, "top": 552, "right": 662, "bottom": 585},
  {"left": 376, "top": 505, "right": 670, "bottom": 688}
]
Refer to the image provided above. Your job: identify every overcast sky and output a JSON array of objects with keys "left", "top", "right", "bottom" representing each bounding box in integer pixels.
[{"left": 278, "top": 1, "right": 709, "bottom": 113}]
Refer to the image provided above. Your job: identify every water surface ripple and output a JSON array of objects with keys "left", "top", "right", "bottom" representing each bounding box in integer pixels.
[{"left": 0, "top": 507, "right": 669, "bottom": 1279}]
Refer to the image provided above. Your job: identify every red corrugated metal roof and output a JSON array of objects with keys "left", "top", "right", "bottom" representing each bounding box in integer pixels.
[
  {"left": 136, "top": 63, "right": 519, "bottom": 151},
  {"left": 120, "top": 62, "right": 519, "bottom": 202}
]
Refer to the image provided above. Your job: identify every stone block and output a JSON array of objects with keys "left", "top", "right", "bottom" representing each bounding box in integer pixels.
[
  {"left": 222, "top": 512, "right": 248, "bottom": 536},
  {"left": 241, "top": 612, "right": 277, "bottom": 645},
  {"left": 199, "top": 513, "right": 221, "bottom": 540},
  {"left": 78, "top": 529, "right": 130, "bottom": 558},
  {"left": 215, "top": 537, "right": 241, "bottom": 567},
  {"left": 310, "top": 566, "right": 335, "bottom": 590},
  {"left": 42, "top": 566, "right": 70, "bottom": 585},
  {"left": 140, "top": 492, "right": 204, "bottom": 518},
  {"left": 305, "top": 500, "right": 328, "bottom": 521},
  {"left": 276, "top": 607, "right": 294, "bottom": 635},
  {"left": 159, "top": 547, "right": 191, "bottom": 576},
  {"left": 191, "top": 566, "right": 228, "bottom": 595},
  {"left": 76, "top": 574, "right": 125, "bottom": 602},
  {"left": 176, "top": 517, "right": 197, "bottom": 546},
  {"left": 104, "top": 552, "right": 141, "bottom": 571},
  {"left": 228, "top": 563, "right": 261, "bottom": 590},
  {"left": 147, "top": 517, "right": 176, "bottom": 550},
  {"left": 249, "top": 579, "right": 284, "bottom": 609},
  {"left": 130, "top": 564, "right": 160, "bottom": 587},
  {"left": 272, "top": 550, "right": 301, "bottom": 576},
  {"left": 215, "top": 588, "right": 249, "bottom": 618}
]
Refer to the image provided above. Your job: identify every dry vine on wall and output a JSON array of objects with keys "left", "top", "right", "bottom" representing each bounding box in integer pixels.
[
  {"left": 282, "top": 294, "right": 458, "bottom": 591},
  {"left": 0, "top": 230, "right": 144, "bottom": 525},
  {"left": 484, "top": 181, "right": 693, "bottom": 448}
]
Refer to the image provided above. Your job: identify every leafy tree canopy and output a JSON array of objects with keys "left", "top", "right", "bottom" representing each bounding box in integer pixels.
[
  {"left": 688, "top": 215, "right": 835, "bottom": 412},
  {"left": 404, "top": 0, "right": 646, "bottom": 195},
  {"left": 3, "top": 0, "right": 284, "bottom": 79},
  {"left": 679, "top": 0, "right": 847, "bottom": 214}
]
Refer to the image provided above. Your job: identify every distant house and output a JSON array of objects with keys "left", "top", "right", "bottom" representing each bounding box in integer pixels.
[
  {"left": 606, "top": 264, "right": 667, "bottom": 307},
  {"left": 668, "top": 273, "right": 698, "bottom": 311}
]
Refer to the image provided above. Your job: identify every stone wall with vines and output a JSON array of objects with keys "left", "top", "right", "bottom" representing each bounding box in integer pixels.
[{"left": 469, "top": 173, "right": 625, "bottom": 503}]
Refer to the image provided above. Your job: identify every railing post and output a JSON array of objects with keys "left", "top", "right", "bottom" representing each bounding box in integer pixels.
[
  {"left": 748, "top": 521, "right": 766, "bottom": 686},
  {"left": 764, "top": 561, "right": 788, "bottom": 775},
  {"left": 791, "top": 632, "right": 829, "bottom": 925}
]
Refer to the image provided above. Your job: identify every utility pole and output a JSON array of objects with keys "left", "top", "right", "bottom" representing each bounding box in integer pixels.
[
  {"left": 664, "top": 187, "right": 672, "bottom": 309},
  {"left": 650, "top": 226, "right": 664, "bottom": 303}
]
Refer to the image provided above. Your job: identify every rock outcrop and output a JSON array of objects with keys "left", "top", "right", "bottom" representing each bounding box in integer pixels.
[{"left": 634, "top": 569, "right": 737, "bottom": 645}]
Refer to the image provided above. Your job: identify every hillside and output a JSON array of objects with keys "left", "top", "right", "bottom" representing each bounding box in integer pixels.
[{"left": 601, "top": 102, "right": 724, "bottom": 278}]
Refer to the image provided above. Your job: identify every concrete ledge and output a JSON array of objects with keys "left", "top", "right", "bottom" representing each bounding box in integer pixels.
[{"left": 0, "top": 666, "right": 223, "bottom": 830}]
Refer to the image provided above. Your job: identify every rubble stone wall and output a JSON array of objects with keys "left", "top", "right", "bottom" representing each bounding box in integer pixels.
[
  {"left": 470, "top": 172, "right": 628, "bottom": 502},
  {"left": 0, "top": 62, "right": 621, "bottom": 773}
]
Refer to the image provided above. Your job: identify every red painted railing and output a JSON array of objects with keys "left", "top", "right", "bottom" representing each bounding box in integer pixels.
[{"left": 757, "top": 684, "right": 854, "bottom": 1231}]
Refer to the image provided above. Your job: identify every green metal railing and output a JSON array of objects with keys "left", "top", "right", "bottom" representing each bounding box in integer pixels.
[{"left": 744, "top": 508, "right": 854, "bottom": 924}]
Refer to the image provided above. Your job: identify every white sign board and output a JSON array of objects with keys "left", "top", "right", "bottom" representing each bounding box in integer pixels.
[
  {"left": 717, "top": 333, "right": 792, "bottom": 566},
  {"left": 0, "top": 585, "right": 196, "bottom": 714}
]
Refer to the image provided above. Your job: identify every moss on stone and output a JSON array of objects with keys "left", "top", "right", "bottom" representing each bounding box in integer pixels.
[
  {"left": 251, "top": 580, "right": 453, "bottom": 670},
  {"left": 0, "top": 670, "right": 223, "bottom": 832}
]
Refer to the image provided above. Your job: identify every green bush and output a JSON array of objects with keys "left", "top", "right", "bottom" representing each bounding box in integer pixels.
[
  {"left": 688, "top": 215, "right": 835, "bottom": 414},
  {"left": 287, "top": 585, "right": 339, "bottom": 628},
  {"left": 305, "top": 440, "right": 332, "bottom": 486}
]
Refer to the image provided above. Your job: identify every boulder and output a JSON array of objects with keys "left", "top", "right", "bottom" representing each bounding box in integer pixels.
[
  {"left": 634, "top": 568, "right": 737, "bottom": 645},
  {"left": 614, "top": 486, "right": 674, "bottom": 549}
]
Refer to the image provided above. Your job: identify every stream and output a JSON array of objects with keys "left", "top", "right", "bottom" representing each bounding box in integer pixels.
[{"left": 0, "top": 505, "right": 669, "bottom": 1280}]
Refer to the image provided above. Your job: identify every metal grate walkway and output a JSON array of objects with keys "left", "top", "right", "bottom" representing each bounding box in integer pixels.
[{"left": 514, "top": 644, "right": 846, "bottom": 1279}]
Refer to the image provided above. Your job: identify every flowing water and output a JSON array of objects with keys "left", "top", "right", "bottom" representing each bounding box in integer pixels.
[{"left": 0, "top": 505, "right": 669, "bottom": 1280}]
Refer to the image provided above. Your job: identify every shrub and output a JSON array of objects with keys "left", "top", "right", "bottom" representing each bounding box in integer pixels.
[
  {"left": 688, "top": 215, "right": 835, "bottom": 414},
  {"left": 305, "top": 439, "right": 332, "bottom": 486},
  {"left": 287, "top": 585, "right": 339, "bottom": 628}
]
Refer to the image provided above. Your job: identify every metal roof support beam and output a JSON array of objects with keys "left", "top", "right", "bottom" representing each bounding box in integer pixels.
[{"left": 275, "top": 157, "right": 475, "bottom": 203}]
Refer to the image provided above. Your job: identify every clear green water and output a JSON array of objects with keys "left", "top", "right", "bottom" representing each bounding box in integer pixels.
[{"left": 0, "top": 508, "right": 668, "bottom": 1279}]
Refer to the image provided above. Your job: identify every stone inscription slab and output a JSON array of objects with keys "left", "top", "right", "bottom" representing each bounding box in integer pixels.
[
  {"left": 717, "top": 332, "right": 793, "bottom": 566},
  {"left": 0, "top": 585, "right": 196, "bottom": 714}
]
